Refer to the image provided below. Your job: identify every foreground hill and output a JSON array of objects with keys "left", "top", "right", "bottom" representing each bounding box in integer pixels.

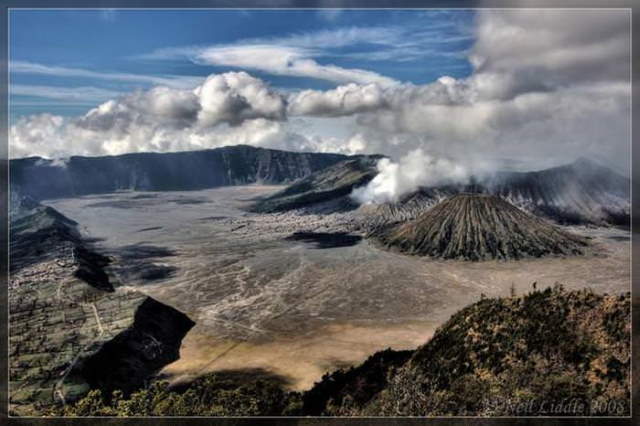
[
  {"left": 55, "top": 285, "right": 630, "bottom": 417},
  {"left": 305, "top": 285, "right": 630, "bottom": 416},
  {"left": 370, "top": 194, "right": 589, "bottom": 261},
  {"left": 10, "top": 145, "right": 348, "bottom": 200}
]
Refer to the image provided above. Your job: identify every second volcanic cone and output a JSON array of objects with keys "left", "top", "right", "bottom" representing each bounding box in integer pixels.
[{"left": 370, "top": 193, "right": 588, "bottom": 261}]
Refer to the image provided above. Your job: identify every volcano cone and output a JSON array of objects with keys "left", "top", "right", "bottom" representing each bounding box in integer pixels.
[{"left": 371, "top": 193, "right": 588, "bottom": 261}]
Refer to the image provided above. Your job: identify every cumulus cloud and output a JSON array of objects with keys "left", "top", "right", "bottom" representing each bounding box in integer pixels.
[
  {"left": 10, "top": 113, "right": 69, "bottom": 159},
  {"left": 304, "top": 8, "right": 630, "bottom": 204},
  {"left": 195, "top": 72, "right": 286, "bottom": 126},
  {"left": 10, "top": 112, "right": 317, "bottom": 159},
  {"left": 73, "top": 71, "right": 285, "bottom": 133},
  {"left": 287, "top": 76, "right": 475, "bottom": 118},
  {"left": 10, "top": 8, "right": 631, "bottom": 198},
  {"left": 470, "top": 9, "right": 630, "bottom": 90},
  {"left": 299, "top": 132, "right": 368, "bottom": 156},
  {"left": 10, "top": 71, "right": 293, "bottom": 158},
  {"left": 288, "top": 83, "right": 389, "bottom": 116}
]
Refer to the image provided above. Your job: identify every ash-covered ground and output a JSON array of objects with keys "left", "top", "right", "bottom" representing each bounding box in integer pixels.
[{"left": 46, "top": 185, "right": 631, "bottom": 390}]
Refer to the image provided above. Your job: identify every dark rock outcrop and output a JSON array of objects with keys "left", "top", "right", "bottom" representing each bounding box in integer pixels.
[
  {"left": 10, "top": 145, "right": 348, "bottom": 200},
  {"left": 9, "top": 195, "right": 195, "bottom": 413},
  {"left": 77, "top": 297, "right": 195, "bottom": 397},
  {"left": 370, "top": 194, "right": 588, "bottom": 261}
]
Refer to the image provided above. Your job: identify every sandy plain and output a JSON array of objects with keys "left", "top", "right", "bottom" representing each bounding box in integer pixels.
[{"left": 46, "top": 185, "right": 631, "bottom": 390}]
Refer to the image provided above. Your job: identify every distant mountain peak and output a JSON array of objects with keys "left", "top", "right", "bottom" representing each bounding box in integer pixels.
[{"left": 570, "top": 156, "right": 602, "bottom": 169}]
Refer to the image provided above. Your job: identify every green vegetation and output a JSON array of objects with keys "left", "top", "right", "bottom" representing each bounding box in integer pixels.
[
  {"left": 326, "top": 284, "right": 631, "bottom": 416},
  {"left": 48, "top": 371, "right": 301, "bottom": 417},
  {"left": 51, "top": 285, "right": 630, "bottom": 417},
  {"left": 9, "top": 202, "right": 146, "bottom": 416}
]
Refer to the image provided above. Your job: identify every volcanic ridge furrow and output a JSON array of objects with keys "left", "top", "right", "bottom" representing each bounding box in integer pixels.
[{"left": 370, "top": 194, "right": 588, "bottom": 261}]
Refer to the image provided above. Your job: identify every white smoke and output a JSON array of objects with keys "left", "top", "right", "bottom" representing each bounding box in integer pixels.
[
  {"left": 343, "top": 7, "right": 630, "bottom": 204},
  {"left": 350, "top": 149, "right": 471, "bottom": 204}
]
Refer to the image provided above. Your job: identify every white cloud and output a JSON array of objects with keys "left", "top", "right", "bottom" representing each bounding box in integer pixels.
[
  {"left": 288, "top": 83, "right": 388, "bottom": 116},
  {"left": 10, "top": 111, "right": 319, "bottom": 159},
  {"left": 10, "top": 61, "right": 204, "bottom": 89},
  {"left": 290, "top": 10, "right": 630, "bottom": 166},
  {"left": 316, "top": 9, "right": 342, "bottom": 22},
  {"left": 194, "top": 72, "right": 286, "bottom": 127},
  {"left": 340, "top": 8, "right": 631, "bottom": 202},
  {"left": 470, "top": 9, "right": 630, "bottom": 87},
  {"left": 10, "top": 113, "right": 69, "bottom": 159},
  {"left": 139, "top": 21, "right": 471, "bottom": 65},
  {"left": 137, "top": 25, "right": 430, "bottom": 86},
  {"left": 10, "top": 8, "right": 630, "bottom": 190},
  {"left": 10, "top": 84, "right": 124, "bottom": 103},
  {"left": 195, "top": 44, "right": 399, "bottom": 86},
  {"left": 139, "top": 26, "right": 404, "bottom": 61},
  {"left": 262, "top": 26, "right": 403, "bottom": 49},
  {"left": 10, "top": 71, "right": 306, "bottom": 159}
]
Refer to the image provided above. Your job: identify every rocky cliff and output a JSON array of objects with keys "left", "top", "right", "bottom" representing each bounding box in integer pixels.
[
  {"left": 9, "top": 199, "right": 194, "bottom": 415},
  {"left": 10, "top": 145, "right": 348, "bottom": 200},
  {"left": 55, "top": 286, "right": 631, "bottom": 417}
]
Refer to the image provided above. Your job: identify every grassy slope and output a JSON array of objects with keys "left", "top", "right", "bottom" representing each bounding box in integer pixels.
[{"left": 54, "top": 285, "right": 630, "bottom": 417}]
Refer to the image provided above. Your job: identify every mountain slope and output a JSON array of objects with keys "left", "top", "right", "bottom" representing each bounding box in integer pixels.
[
  {"left": 256, "top": 156, "right": 629, "bottom": 226},
  {"left": 10, "top": 197, "right": 114, "bottom": 290},
  {"left": 371, "top": 158, "right": 630, "bottom": 227},
  {"left": 56, "top": 286, "right": 631, "bottom": 417},
  {"left": 251, "top": 156, "right": 381, "bottom": 213},
  {"left": 10, "top": 145, "right": 348, "bottom": 200},
  {"left": 370, "top": 194, "right": 588, "bottom": 261},
  {"left": 305, "top": 286, "right": 630, "bottom": 416},
  {"left": 486, "top": 158, "right": 630, "bottom": 225},
  {"left": 9, "top": 199, "right": 196, "bottom": 415}
]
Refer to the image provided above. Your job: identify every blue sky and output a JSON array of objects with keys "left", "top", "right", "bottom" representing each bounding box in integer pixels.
[
  {"left": 8, "top": 9, "right": 630, "bottom": 176},
  {"left": 9, "top": 9, "right": 475, "bottom": 121}
]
